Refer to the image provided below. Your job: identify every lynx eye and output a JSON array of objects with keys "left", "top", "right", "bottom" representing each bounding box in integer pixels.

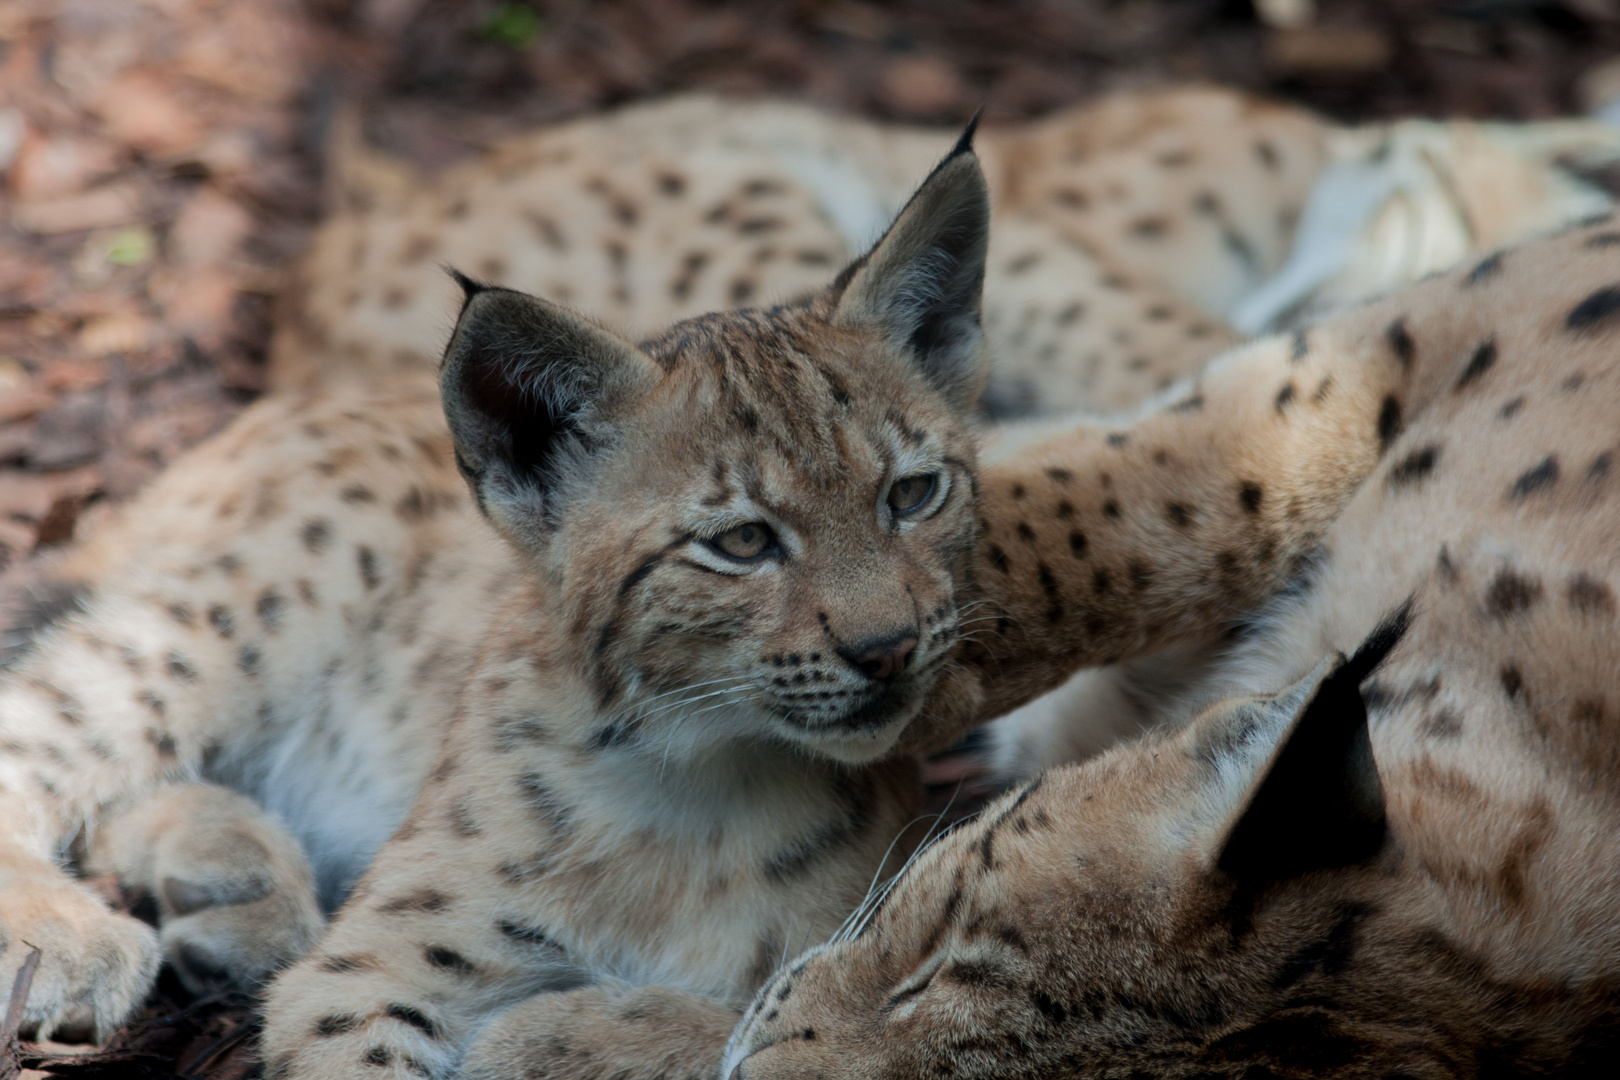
[
  {"left": 887, "top": 473, "right": 938, "bottom": 516},
  {"left": 710, "top": 522, "right": 776, "bottom": 561}
]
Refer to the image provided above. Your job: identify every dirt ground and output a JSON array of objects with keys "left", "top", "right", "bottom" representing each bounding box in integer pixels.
[{"left": 2, "top": 0, "right": 1619, "bottom": 1076}]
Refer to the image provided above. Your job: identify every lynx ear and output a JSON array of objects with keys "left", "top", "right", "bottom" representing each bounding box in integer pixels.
[
  {"left": 439, "top": 275, "right": 661, "bottom": 541},
  {"left": 1193, "top": 601, "right": 1413, "bottom": 886},
  {"left": 832, "top": 122, "right": 991, "bottom": 410}
]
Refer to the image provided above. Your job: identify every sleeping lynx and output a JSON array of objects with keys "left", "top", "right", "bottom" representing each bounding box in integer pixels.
[{"left": 2, "top": 83, "right": 1619, "bottom": 1080}]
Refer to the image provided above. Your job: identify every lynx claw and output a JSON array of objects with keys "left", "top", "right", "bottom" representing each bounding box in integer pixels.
[{"left": 0, "top": 874, "right": 161, "bottom": 1042}]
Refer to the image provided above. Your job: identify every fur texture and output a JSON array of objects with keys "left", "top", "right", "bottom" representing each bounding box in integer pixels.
[{"left": 726, "top": 219, "right": 1620, "bottom": 1078}]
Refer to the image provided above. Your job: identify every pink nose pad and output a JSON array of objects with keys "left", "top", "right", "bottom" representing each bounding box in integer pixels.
[{"left": 843, "top": 633, "right": 918, "bottom": 681}]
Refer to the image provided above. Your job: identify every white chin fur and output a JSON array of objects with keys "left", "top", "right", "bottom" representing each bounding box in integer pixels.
[{"left": 794, "top": 720, "right": 908, "bottom": 764}]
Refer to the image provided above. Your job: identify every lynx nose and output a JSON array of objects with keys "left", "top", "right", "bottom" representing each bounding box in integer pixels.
[{"left": 839, "top": 632, "right": 918, "bottom": 682}]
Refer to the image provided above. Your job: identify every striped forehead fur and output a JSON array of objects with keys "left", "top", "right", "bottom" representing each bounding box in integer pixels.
[{"left": 637, "top": 301, "right": 923, "bottom": 490}]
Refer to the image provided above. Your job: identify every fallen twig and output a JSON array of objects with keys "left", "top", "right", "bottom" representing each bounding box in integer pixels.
[{"left": 1, "top": 945, "right": 44, "bottom": 1080}]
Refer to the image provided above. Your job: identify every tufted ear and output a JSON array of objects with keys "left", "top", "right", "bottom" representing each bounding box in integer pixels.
[
  {"left": 831, "top": 121, "right": 991, "bottom": 411},
  {"left": 439, "top": 275, "right": 662, "bottom": 542},
  {"left": 1192, "top": 601, "right": 1412, "bottom": 887}
]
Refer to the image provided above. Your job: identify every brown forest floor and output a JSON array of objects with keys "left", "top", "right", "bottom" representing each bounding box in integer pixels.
[{"left": 1, "top": 1, "right": 1619, "bottom": 1076}]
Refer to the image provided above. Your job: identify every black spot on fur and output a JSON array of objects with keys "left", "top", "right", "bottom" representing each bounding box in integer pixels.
[
  {"left": 1454, "top": 339, "right": 1497, "bottom": 390},
  {"left": 1290, "top": 330, "right": 1308, "bottom": 362},
  {"left": 1566, "top": 286, "right": 1620, "bottom": 332},
  {"left": 301, "top": 519, "right": 331, "bottom": 553},
  {"left": 1016, "top": 522, "right": 1036, "bottom": 544},
  {"left": 1385, "top": 318, "right": 1414, "bottom": 369},
  {"left": 314, "top": 1014, "right": 363, "bottom": 1037},
  {"left": 256, "top": 588, "right": 285, "bottom": 629},
  {"left": 516, "top": 770, "right": 574, "bottom": 834},
  {"left": 588, "top": 720, "right": 637, "bottom": 751},
  {"left": 423, "top": 946, "right": 476, "bottom": 975},
  {"left": 1376, "top": 397, "right": 1403, "bottom": 451},
  {"left": 1463, "top": 251, "right": 1502, "bottom": 285},
  {"left": 319, "top": 954, "right": 374, "bottom": 974},
  {"left": 1508, "top": 455, "right": 1559, "bottom": 500},
  {"left": 1102, "top": 500, "right": 1120, "bottom": 519},
  {"left": 1171, "top": 393, "right": 1204, "bottom": 412},
  {"left": 1567, "top": 574, "right": 1616, "bottom": 615},
  {"left": 1239, "top": 482, "right": 1263, "bottom": 514},
  {"left": 357, "top": 546, "right": 382, "bottom": 590},
  {"left": 1069, "top": 532, "right": 1087, "bottom": 558},
  {"left": 385, "top": 1004, "right": 439, "bottom": 1039},
  {"left": 1500, "top": 665, "right": 1524, "bottom": 699},
  {"left": 238, "top": 645, "right": 260, "bottom": 676},
  {"left": 1130, "top": 216, "right": 1168, "bottom": 239},
  {"left": 1423, "top": 708, "right": 1463, "bottom": 738},
  {"left": 497, "top": 919, "right": 558, "bottom": 948},
  {"left": 1208, "top": 1010, "right": 1364, "bottom": 1072},
  {"left": 944, "top": 959, "right": 1008, "bottom": 989},
  {"left": 1106, "top": 432, "right": 1128, "bottom": 448},
  {"left": 1499, "top": 396, "right": 1526, "bottom": 420},
  {"left": 1388, "top": 445, "right": 1439, "bottom": 490},
  {"left": 1271, "top": 902, "right": 1372, "bottom": 990},
  {"left": 1486, "top": 569, "right": 1543, "bottom": 617},
  {"left": 380, "top": 891, "right": 451, "bottom": 915},
  {"left": 1166, "top": 503, "right": 1193, "bottom": 528},
  {"left": 1033, "top": 989, "right": 1068, "bottom": 1026},
  {"left": 362, "top": 1047, "right": 390, "bottom": 1067},
  {"left": 1274, "top": 382, "right": 1296, "bottom": 412},
  {"left": 340, "top": 484, "right": 375, "bottom": 505},
  {"left": 1436, "top": 545, "right": 1458, "bottom": 586},
  {"left": 1038, "top": 564, "right": 1064, "bottom": 622},
  {"left": 165, "top": 652, "right": 197, "bottom": 683}
]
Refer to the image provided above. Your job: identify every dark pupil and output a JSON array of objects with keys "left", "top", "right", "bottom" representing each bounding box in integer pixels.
[
  {"left": 894, "top": 476, "right": 930, "bottom": 510},
  {"left": 737, "top": 525, "right": 756, "bottom": 544}
]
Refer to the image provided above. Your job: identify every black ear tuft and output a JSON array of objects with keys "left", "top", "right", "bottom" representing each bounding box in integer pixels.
[
  {"left": 446, "top": 267, "right": 489, "bottom": 306},
  {"left": 946, "top": 105, "right": 985, "bottom": 162},
  {"left": 831, "top": 138, "right": 991, "bottom": 410},
  {"left": 438, "top": 286, "right": 659, "bottom": 545},
  {"left": 1214, "top": 602, "right": 1413, "bottom": 888},
  {"left": 1339, "top": 595, "right": 1414, "bottom": 688}
]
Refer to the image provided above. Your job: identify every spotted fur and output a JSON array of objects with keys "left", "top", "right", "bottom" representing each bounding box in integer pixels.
[
  {"left": 725, "top": 220, "right": 1620, "bottom": 1077},
  {"left": 0, "top": 143, "right": 993, "bottom": 1069},
  {"left": 271, "top": 89, "right": 1335, "bottom": 417}
]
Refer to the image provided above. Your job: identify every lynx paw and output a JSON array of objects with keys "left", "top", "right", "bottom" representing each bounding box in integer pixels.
[
  {"left": 0, "top": 871, "right": 161, "bottom": 1041},
  {"left": 87, "top": 783, "right": 324, "bottom": 991},
  {"left": 461, "top": 983, "right": 739, "bottom": 1080}
]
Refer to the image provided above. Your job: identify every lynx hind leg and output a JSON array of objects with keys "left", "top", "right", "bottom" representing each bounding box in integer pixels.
[
  {"left": 0, "top": 851, "right": 160, "bottom": 1041},
  {"left": 460, "top": 982, "right": 740, "bottom": 1080},
  {"left": 86, "top": 782, "right": 323, "bottom": 991}
]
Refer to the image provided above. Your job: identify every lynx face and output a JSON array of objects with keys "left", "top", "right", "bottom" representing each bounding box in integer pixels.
[
  {"left": 440, "top": 140, "right": 992, "bottom": 765},
  {"left": 725, "top": 616, "right": 1408, "bottom": 1079}
]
